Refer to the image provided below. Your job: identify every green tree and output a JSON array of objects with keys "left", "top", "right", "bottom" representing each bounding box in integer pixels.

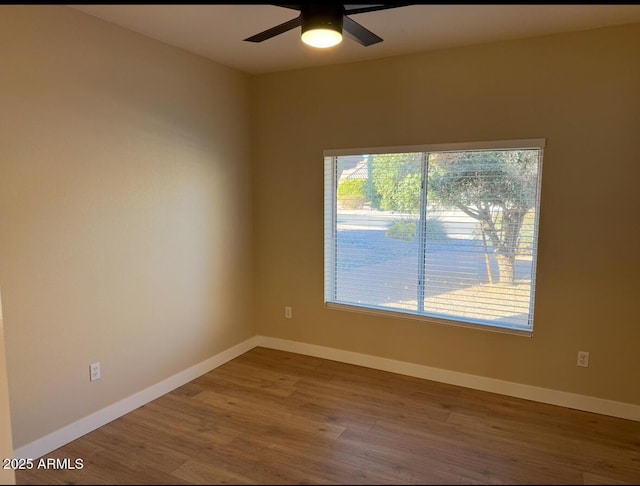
[
  {"left": 370, "top": 153, "right": 422, "bottom": 213},
  {"left": 428, "top": 150, "right": 539, "bottom": 284},
  {"left": 364, "top": 155, "right": 382, "bottom": 209}
]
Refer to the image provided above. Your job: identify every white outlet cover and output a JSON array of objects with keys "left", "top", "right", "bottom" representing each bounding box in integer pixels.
[
  {"left": 577, "top": 351, "right": 589, "bottom": 367},
  {"left": 90, "top": 362, "right": 101, "bottom": 381}
]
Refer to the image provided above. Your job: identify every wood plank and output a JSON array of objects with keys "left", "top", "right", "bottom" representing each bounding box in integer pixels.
[{"left": 15, "top": 347, "right": 640, "bottom": 485}]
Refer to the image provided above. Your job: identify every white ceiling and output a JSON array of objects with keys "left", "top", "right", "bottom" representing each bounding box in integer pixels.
[{"left": 71, "top": 4, "right": 640, "bottom": 74}]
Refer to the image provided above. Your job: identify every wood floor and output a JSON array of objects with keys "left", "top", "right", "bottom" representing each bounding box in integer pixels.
[{"left": 16, "top": 347, "right": 640, "bottom": 485}]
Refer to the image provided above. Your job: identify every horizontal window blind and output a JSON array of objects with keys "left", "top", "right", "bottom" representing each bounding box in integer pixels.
[{"left": 324, "top": 140, "right": 543, "bottom": 333}]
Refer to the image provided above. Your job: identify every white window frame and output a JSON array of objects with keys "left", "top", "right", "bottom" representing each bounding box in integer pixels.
[{"left": 324, "top": 138, "right": 545, "bottom": 336}]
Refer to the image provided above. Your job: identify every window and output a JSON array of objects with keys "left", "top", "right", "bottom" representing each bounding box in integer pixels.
[{"left": 324, "top": 139, "right": 544, "bottom": 335}]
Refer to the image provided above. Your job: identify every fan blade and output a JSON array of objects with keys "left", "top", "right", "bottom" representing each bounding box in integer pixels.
[
  {"left": 343, "top": 16, "right": 382, "bottom": 46},
  {"left": 344, "top": 4, "right": 413, "bottom": 16},
  {"left": 244, "top": 16, "right": 302, "bottom": 43}
]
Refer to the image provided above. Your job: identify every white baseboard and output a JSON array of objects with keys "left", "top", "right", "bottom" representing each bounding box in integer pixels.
[
  {"left": 13, "top": 336, "right": 259, "bottom": 460},
  {"left": 256, "top": 335, "right": 640, "bottom": 423},
  {"left": 14, "top": 333, "right": 640, "bottom": 460}
]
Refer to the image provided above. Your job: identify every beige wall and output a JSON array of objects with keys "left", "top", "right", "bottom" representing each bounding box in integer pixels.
[
  {"left": 0, "top": 6, "right": 254, "bottom": 448},
  {"left": 251, "top": 24, "right": 640, "bottom": 405},
  {"left": 1, "top": 4, "right": 639, "bottom": 456},
  {"left": 0, "top": 293, "right": 15, "bottom": 484}
]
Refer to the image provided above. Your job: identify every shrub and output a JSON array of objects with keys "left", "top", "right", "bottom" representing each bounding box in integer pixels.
[
  {"left": 338, "top": 178, "right": 367, "bottom": 209},
  {"left": 424, "top": 218, "right": 448, "bottom": 241},
  {"left": 386, "top": 221, "right": 417, "bottom": 241},
  {"left": 386, "top": 218, "right": 448, "bottom": 242},
  {"left": 338, "top": 178, "right": 366, "bottom": 197}
]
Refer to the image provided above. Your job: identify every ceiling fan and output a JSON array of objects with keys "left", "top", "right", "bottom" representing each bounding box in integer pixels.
[{"left": 244, "top": 4, "right": 413, "bottom": 49}]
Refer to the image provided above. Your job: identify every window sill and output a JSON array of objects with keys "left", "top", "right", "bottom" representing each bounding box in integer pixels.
[{"left": 325, "top": 301, "right": 533, "bottom": 337}]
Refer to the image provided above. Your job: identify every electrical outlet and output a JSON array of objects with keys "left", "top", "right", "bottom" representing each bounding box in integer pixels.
[
  {"left": 285, "top": 306, "right": 292, "bottom": 319},
  {"left": 90, "top": 362, "right": 101, "bottom": 381},
  {"left": 577, "top": 351, "right": 589, "bottom": 368}
]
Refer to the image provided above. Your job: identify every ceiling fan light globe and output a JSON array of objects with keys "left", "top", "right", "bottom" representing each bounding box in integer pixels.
[{"left": 301, "top": 28, "right": 342, "bottom": 48}]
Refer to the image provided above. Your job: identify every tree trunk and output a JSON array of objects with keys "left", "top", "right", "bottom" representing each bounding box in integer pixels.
[
  {"left": 480, "top": 227, "right": 494, "bottom": 284},
  {"left": 455, "top": 204, "right": 527, "bottom": 286},
  {"left": 496, "top": 253, "right": 516, "bottom": 285},
  {"left": 495, "top": 208, "right": 526, "bottom": 285}
]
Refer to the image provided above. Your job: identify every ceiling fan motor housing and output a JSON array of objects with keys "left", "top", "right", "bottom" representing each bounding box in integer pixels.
[{"left": 301, "top": 5, "right": 344, "bottom": 36}]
